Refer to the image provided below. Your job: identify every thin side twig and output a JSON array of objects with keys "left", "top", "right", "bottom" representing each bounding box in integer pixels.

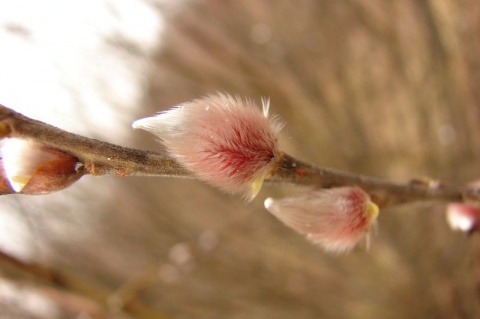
[{"left": 0, "top": 249, "right": 170, "bottom": 319}]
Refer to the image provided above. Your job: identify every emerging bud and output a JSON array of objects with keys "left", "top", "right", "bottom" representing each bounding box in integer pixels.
[
  {"left": 446, "top": 203, "right": 480, "bottom": 234},
  {"left": 133, "top": 93, "right": 283, "bottom": 200},
  {"left": 1, "top": 138, "right": 85, "bottom": 195},
  {"left": 264, "top": 187, "right": 379, "bottom": 253}
]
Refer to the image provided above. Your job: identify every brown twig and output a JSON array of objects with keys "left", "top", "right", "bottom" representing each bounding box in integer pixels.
[
  {"left": 0, "top": 250, "right": 170, "bottom": 319},
  {"left": 0, "top": 104, "right": 191, "bottom": 178},
  {"left": 0, "top": 103, "right": 474, "bottom": 207},
  {"left": 269, "top": 154, "right": 466, "bottom": 207}
]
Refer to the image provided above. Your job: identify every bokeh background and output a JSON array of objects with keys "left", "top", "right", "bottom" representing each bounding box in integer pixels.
[{"left": 1, "top": 0, "right": 480, "bottom": 318}]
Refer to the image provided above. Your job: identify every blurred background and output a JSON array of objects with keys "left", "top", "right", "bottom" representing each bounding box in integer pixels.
[{"left": 1, "top": 0, "right": 480, "bottom": 318}]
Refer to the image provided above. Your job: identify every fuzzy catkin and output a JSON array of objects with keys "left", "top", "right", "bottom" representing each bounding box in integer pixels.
[
  {"left": 133, "top": 93, "right": 283, "bottom": 199},
  {"left": 265, "top": 187, "right": 379, "bottom": 253}
]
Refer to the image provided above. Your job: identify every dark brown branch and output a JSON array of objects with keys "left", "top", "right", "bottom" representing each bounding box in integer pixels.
[
  {"left": 0, "top": 104, "right": 475, "bottom": 207},
  {"left": 269, "top": 154, "right": 466, "bottom": 207}
]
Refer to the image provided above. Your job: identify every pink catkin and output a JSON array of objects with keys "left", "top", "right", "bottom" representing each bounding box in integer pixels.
[
  {"left": 446, "top": 203, "right": 480, "bottom": 233},
  {"left": 265, "top": 187, "right": 379, "bottom": 253},
  {"left": 133, "top": 93, "right": 283, "bottom": 199}
]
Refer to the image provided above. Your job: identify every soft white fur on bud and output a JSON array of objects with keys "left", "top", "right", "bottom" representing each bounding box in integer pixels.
[
  {"left": 2, "top": 138, "right": 52, "bottom": 192},
  {"left": 265, "top": 187, "right": 379, "bottom": 253},
  {"left": 133, "top": 93, "right": 283, "bottom": 200},
  {"left": 1, "top": 138, "right": 82, "bottom": 194}
]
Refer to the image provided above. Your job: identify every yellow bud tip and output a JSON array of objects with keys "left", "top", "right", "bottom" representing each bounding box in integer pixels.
[
  {"left": 9, "top": 176, "right": 31, "bottom": 192},
  {"left": 249, "top": 171, "right": 267, "bottom": 200},
  {"left": 365, "top": 201, "right": 379, "bottom": 222}
]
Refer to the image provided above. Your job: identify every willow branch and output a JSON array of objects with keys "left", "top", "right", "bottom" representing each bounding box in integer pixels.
[
  {"left": 0, "top": 104, "right": 191, "bottom": 178},
  {"left": 0, "top": 104, "right": 475, "bottom": 207},
  {"left": 270, "top": 154, "right": 468, "bottom": 207}
]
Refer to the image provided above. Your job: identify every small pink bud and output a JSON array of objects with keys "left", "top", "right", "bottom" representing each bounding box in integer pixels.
[
  {"left": 446, "top": 203, "right": 480, "bottom": 234},
  {"left": 1, "top": 138, "right": 84, "bottom": 194},
  {"left": 264, "top": 187, "right": 379, "bottom": 253},
  {"left": 133, "top": 93, "right": 283, "bottom": 200}
]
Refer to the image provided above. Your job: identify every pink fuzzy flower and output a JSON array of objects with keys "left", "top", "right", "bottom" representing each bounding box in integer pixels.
[
  {"left": 264, "top": 187, "right": 379, "bottom": 253},
  {"left": 446, "top": 203, "right": 480, "bottom": 234},
  {"left": 133, "top": 93, "right": 283, "bottom": 199}
]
